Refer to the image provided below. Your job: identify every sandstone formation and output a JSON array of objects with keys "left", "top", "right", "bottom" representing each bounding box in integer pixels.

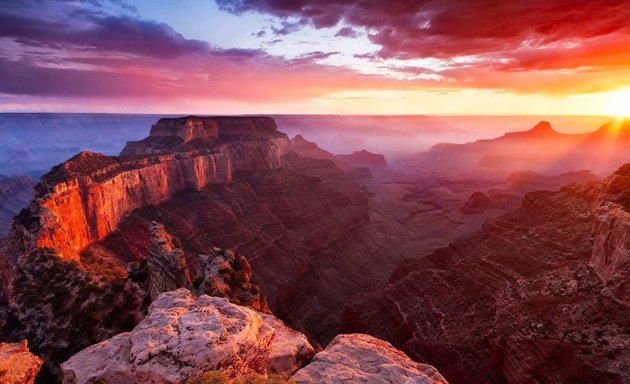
[
  {"left": 461, "top": 191, "right": 492, "bottom": 214},
  {"left": 3, "top": 116, "right": 289, "bottom": 274},
  {"left": 0, "top": 340, "right": 43, "bottom": 384},
  {"left": 289, "top": 135, "right": 335, "bottom": 161},
  {"left": 61, "top": 289, "right": 314, "bottom": 384},
  {"left": 591, "top": 163, "right": 630, "bottom": 305},
  {"left": 343, "top": 165, "right": 630, "bottom": 383},
  {"left": 293, "top": 334, "right": 447, "bottom": 384}
]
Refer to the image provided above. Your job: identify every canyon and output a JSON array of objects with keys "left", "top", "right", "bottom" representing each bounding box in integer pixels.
[
  {"left": 0, "top": 115, "right": 629, "bottom": 383},
  {"left": 342, "top": 165, "right": 630, "bottom": 383},
  {"left": 0, "top": 116, "right": 405, "bottom": 380}
]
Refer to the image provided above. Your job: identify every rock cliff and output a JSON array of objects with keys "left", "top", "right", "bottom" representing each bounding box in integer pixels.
[
  {"left": 147, "top": 221, "right": 191, "bottom": 300},
  {"left": 336, "top": 149, "right": 388, "bottom": 169},
  {"left": 2, "top": 116, "right": 289, "bottom": 275},
  {"left": 0, "top": 340, "right": 43, "bottom": 384},
  {"left": 342, "top": 165, "right": 630, "bottom": 383},
  {"left": 591, "top": 164, "right": 630, "bottom": 305}
]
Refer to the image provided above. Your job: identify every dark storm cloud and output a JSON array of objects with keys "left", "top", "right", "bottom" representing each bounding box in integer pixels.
[{"left": 216, "top": 0, "right": 630, "bottom": 67}]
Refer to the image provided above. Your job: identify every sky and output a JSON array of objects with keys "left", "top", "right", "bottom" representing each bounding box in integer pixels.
[{"left": 0, "top": 0, "right": 629, "bottom": 115}]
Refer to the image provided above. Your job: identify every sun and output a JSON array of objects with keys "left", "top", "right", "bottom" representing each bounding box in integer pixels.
[{"left": 605, "top": 89, "right": 630, "bottom": 118}]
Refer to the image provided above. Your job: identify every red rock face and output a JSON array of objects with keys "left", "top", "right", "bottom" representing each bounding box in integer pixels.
[
  {"left": 3, "top": 117, "right": 290, "bottom": 272},
  {"left": 0, "top": 340, "right": 43, "bottom": 384},
  {"left": 342, "top": 167, "right": 630, "bottom": 384}
]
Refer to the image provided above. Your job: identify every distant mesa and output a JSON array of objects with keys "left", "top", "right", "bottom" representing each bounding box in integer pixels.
[
  {"left": 122, "top": 116, "right": 285, "bottom": 156},
  {"left": 411, "top": 120, "right": 630, "bottom": 179},
  {"left": 337, "top": 149, "right": 388, "bottom": 168},
  {"left": 461, "top": 191, "right": 493, "bottom": 214},
  {"left": 290, "top": 134, "right": 336, "bottom": 160}
]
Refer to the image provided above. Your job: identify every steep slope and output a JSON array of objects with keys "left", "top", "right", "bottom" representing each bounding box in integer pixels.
[
  {"left": 0, "top": 116, "right": 400, "bottom": 379},
  {"left": 342, "top": 165, "right": 630, "bottom": 383},
  {"left": 0, "top": 176, "right": 36, "bottom": 235}
]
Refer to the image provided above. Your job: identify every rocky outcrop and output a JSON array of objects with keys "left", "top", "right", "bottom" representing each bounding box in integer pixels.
[
  {"left": 293, "top": 334, "right": 447, "bottom": 384},
  {"left": 196, "top": 247, "right": 268, "bottom": 312},
  {"left": 61, "top": 288, "right": 449, "bottom": 384},
  {"left": 343, "top": 166, "right": 630, "bottom": 383},
  {"left": 147, "top": 221, "right": 191, "bottom": 300},
  {"left": 2, "top": 116, "right": 290, "bottom": 274},
  {"left": 121, "top": 116, "right": 284, "bottom": 156},
  {"left": 0, "top": 340, "right": 43, "bottom": 384},
  {"left": 0, "top": 176, "right": 35, "bottom": 235},
  {"left": 144, "top": 220, "right": 267, "bottom": 311},
  {"left": 61, "top": 289, "right": 314, "bottom": 384}
]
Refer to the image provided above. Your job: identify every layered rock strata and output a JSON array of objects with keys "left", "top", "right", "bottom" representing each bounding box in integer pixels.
[
  {"left": 1, "top": 116, "right": 398, "bottom": 380},
  {"left": 2, "top": 116, "right": 290, "bottom": 279},
  {"left": 343, "top": 165, "right": 630, "bottom": 383}
]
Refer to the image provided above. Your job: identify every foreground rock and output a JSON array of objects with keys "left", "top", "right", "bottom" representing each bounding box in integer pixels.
[
  {"left": 293, "top": 334, "right": 447, "bottom": 384},
  {"left": 61, "top": 289, "right": 314, "bottom": 384},
  {"left": 0, "top": 340, "right": 43, "bottom": 384}
]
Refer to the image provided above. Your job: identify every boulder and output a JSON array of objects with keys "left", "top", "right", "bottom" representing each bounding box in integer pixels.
[
  {"left": 61, "top": 289, "right": 313, "bottom": 384},
  {"left": 293, "top": 334, "right": 447, "bottom": 384}
]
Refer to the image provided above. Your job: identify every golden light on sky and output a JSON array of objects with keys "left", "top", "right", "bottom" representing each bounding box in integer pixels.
[
  {"left": 604, "top": 89, "right": 630, "bottom": 118},
  {"left": 1, "top": 0, "right": 630, "bottom": 115}
]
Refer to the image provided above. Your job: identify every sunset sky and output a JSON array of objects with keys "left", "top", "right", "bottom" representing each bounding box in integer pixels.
[{"left": 1, "top": 0, "right": 629, "bottom": 115}]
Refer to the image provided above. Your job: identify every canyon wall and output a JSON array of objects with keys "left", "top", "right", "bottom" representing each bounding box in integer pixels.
[
  {"left": 342, "top": 167, "right": 630, "bottom": 384},
  {"left": 4, "top": 117, "right": 290, "bottom": 270}
]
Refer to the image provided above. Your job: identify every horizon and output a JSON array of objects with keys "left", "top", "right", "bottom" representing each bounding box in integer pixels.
[{"left": 2, "top": 0, "right": 630, "bottom": 116}]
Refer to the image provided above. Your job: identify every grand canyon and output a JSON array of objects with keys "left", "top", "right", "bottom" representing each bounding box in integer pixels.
[{"left": 1, "top": 1, "right": 630, "bottom": 383}]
